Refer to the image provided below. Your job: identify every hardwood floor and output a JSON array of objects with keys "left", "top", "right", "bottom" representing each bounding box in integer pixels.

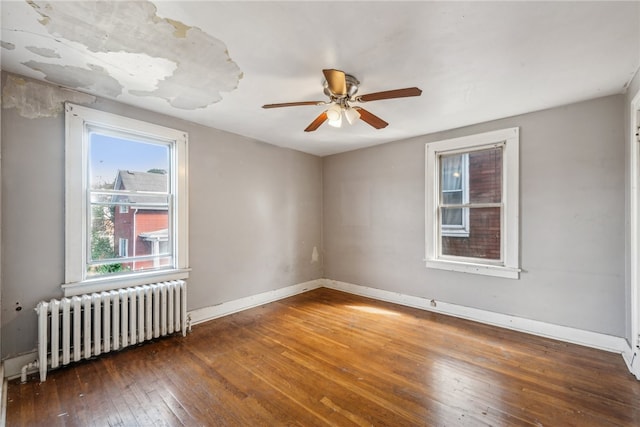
[{"left": 6, "top": 288, "right": 640, "bottom": 426}]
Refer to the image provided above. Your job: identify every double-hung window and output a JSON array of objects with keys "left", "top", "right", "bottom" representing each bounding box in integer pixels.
[
  {"left": 425, "top": 127, "right": 520, "bottom": 279},
  {"left": 64, "top": 103, "right": 189, "bottom": 296}
]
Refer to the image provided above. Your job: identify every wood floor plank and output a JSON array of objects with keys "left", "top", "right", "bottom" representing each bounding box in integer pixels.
[{"left": 6, "top": 288, "right": 640, "bottom": 426}]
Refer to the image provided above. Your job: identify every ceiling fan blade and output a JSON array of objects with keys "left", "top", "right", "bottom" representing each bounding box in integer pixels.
[
  {"left": 357, "top": 87, "right": 422, "bottom": 102},
  {"left": 354, "top": 107, "right": 389, "bottom": 129},
  {"left": 262, "top": 101, "right": 324, "bottom": 108},
  {"left": 304, "top": 111, "right": 328, "bottom": 132},
  {"left": 323, "top": 69, "right": 347, "bottom": 96}
]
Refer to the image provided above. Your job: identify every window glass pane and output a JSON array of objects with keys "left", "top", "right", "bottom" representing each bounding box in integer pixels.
[
  {"left": 442, "top": 191, "right": 463, "bottom": 205},
  {"left": 441, "top": 207, "right": 501, "bottom": 260},
  {"left": 442, "top": 207, "right": 465, "bottom": 226},
  {"left": 89, "top": 204, "right": 117, "bottom": 263},
  {"left": 440, "top": 153, "right": 464, "bottom": 192},
  {"left": 89, "top": 201, "right": 170, "bottom": 257},
  {"left": 468, "top": 147, "right": 502, "bottom": 204},
  {"left": 89, "top": 132, "right": 170, "bottom": 190}
]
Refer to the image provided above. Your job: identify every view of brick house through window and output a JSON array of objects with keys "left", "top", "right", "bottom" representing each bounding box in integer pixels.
[
  {"left": 89, "top": 132, "right": 171, "bottom": 276},
  {"left": 113, "top": 170, "right": 170, "bottom": 271},
  {"left": 439, "top": 147, "right": 502, "bottom": 260}
]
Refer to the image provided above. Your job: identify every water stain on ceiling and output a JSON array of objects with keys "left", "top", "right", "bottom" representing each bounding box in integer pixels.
[
  {"left": 23, "top": 61, "right": 123, "bottom": 98},
  {"left": 2, "top": 1, "right": 637, "bottom": 156},
  {"left": 24, "top": 0, "right": 242, "bottom": 109},
  {"left": 3, "top": 74, "right": 96, "bottom": 119},
  {"left": 1, "top": 41, "right": 16, "bottom": 50},
  {"left": 25, "top": 46, "right": 60, "bottom": 58}
]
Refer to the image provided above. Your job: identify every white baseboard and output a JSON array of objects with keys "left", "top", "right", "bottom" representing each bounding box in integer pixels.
[
  {"left": 188, "top": 279, "right": 324, "bottom": 326},
  {"left": 4, "top": 277, "right": 632, "bottom": 381},
  {"left": 322, "top": 279, "right": 628, "bottom": 355},
  {"left": 622, "top": 342, "right": 640, "bottom": 380},
  {"left": 2, "top": 280, "right": 324, "bottom": 380}
]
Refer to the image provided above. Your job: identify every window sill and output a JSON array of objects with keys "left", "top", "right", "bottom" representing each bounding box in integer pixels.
[
  {"left": 426, "top": 259, "right": 520, "bottom": 279},
  {"left": 62, "top": 268, "right": 191, "bottom": 297}
]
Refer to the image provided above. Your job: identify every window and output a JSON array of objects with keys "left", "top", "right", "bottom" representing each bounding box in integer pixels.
[
  {"left": 118, "top": 238, "right": 128, "bottom": 257},
  {"left": 425, "top": 127, "right": 520, "bottom": 279},
  {"left": 64, "top": 103, "right": 189, "bottom": 296}
]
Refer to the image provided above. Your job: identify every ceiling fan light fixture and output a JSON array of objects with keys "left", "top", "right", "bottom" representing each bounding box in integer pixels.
[
  {"left": 263, "top": 68, "right": 422, "bottom": 132},
  {"left": 344, "top": 107, "right": 360, "bottom": 125},
  {"left": 326, "top": 104, "right": 342, "bottom": 121},
  {"left": 328, "top": 114, "right": 342, "bottom": 128}
]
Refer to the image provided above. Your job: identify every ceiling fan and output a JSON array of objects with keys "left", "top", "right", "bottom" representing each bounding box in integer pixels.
[{"left": 262, "top": 69, "right": 422, "bottom": 132}]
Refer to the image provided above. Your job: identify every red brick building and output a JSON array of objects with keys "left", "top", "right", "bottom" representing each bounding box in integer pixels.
[{"left": 113, "top": 170, "right": 170, "bottom": 271}]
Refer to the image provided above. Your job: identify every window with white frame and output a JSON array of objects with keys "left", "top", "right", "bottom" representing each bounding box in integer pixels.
[
  {"left": 425, "top": 127, "right": 520, "bottom": 279},
  {"left": 64, "top": 103, "right": 189, "bottom": 296}
]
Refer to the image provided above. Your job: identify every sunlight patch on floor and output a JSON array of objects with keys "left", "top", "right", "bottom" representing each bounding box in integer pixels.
[{"left": 345, "top": 305, "right": 402, "bottom": 317}]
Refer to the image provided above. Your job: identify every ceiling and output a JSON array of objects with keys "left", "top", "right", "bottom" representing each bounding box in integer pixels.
[{"left": 1, "top": 1, "right": 639, "bottom": 157}]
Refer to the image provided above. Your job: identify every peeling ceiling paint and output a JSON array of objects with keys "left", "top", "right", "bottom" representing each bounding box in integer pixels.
[
  {"left": 25, "top": 45, "right": 60, "bottom": 58},
  {"left": 2, "top": 1, "right": 638, "bottom": 156},
  {"left": 2, "top": 74, "right": 96, "bottom": 119},
  {"left": 23, "top": 61, "right": 123, "bottom": 97},
  {"left": 26, "top": 0, "right": 242, "bottom": 109},
  {"left": 1, "top": 41, "right": 15, "bottom": 50}
]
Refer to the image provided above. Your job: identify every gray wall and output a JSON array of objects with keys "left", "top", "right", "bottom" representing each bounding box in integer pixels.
[
  {"left": 0, "top": 73, "right": 323, "bottom": 359},
  {"left": 0, "top": 69, "right": 632, "bottom": 359},
  {"left": 324, "top": 95, "right": 626, "bottom": 337}
]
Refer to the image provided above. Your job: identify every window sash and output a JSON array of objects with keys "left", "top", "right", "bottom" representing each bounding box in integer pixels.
[
  {"left": 88, "top": 253, "right": 172, "bottom": 267},
  {"left": 87, "top": 198, "right": 174, "bottom": 264},
  {"left": 438, "top": 205, "right": 503, "bottom": 263},
  {"left": 90, "top": 192, "right": 171, "bottom": 210},
  {"left": 436, "top": 148, "right": 504, "bottom": 260}
]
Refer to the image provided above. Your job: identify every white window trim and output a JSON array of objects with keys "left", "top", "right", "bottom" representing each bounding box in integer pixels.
[
  {"left": 628, "top": 88, "right": 640, "bottom": 380},
  {"left": 64, "top": 103, "right": 189, "bottom": 297},
  {"left": 425, "top": 127, "right": 520, "bottom": 279}
]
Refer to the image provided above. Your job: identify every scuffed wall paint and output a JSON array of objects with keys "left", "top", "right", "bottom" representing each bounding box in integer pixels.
[
  {"left": 25, "top": 46, "right": 60, "bottom": 58},
  {"left": 23, "top": 61, "right": 123, "bottom": 98},
  {"left": 27, "top": 0, "right": 242, "bottom": 109},
  {"left": 2, "top": 74, "right": 96, "bottom": 119},
  {"left": 1, "top": 41, "right": 16, "bottom": 50}
]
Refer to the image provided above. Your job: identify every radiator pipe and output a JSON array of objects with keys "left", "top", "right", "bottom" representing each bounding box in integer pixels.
[{"left": 20, "top": 360, "right": 39, "bottom": 384}]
